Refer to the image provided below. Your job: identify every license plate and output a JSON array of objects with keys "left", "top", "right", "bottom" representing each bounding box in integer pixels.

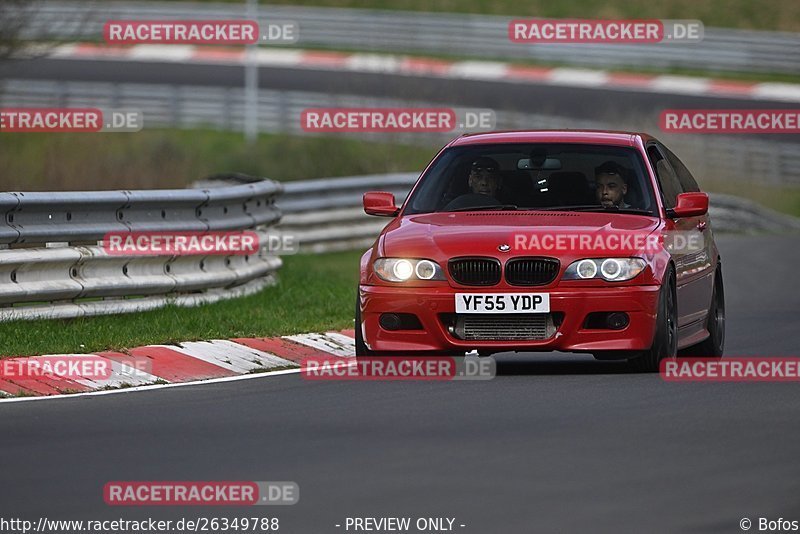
[{"left": 455, "top": 293, "right": 550, "bottom": 314}]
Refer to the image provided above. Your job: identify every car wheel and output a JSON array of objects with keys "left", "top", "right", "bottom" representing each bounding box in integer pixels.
[
  {"left": 629, "top": 267, "right": 678, "bottom": 373},
  {"left": 680, "top": 264, "right": 725, "bottom": 358},
  {"left": 354, "top": 292, "right": 372, "bottom": 358}
]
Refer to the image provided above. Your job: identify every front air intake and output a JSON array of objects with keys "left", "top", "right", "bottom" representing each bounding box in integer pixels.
[
  {"left": 505, "top": 257, "right": 560, "bottom": 286},
  {"left": 448, "top": 257, "right": 501, "bottom": 286}
]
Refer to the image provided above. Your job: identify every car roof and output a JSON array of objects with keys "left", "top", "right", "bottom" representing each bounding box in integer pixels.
[{"left": 447, "top": 130, "right": 651, "bottom": 147}]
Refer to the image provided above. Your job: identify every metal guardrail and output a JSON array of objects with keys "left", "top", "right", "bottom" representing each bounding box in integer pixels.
[
  {"left": 1, "top": 180, "right": 282, "bottom": 245},
  {"left": 0, "top": 179, "right": 284, "bottom": 322},
  {"left": 279, "top": 174, "right": 418, "bottom": 253},
  {"left": 277, "top": 174, "right": 800, "bottom": 253},
  {"left": 13, "top": 1, "right": 800, "bottom": 75},
  {"left": 3, "top": 78, "right": 800, "bottom": 189},
  {"left": 703, "top": 193, "right": 800, "bottom": 234}
]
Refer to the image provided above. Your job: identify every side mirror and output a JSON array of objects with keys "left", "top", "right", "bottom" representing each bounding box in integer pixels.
[
  {"left": 363, "top": 191, "right": 400, "bottom": 217},
  {"left": 671, "top": 192, "right": 709, "bottom": 218}
]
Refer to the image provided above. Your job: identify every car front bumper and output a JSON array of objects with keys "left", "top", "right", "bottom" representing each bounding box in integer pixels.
[{"left": 359, "top": 284, "right": 661, "bottom": 353}]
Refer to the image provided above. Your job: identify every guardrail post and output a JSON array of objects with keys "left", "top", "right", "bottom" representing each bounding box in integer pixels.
[
  {"left": 171, "top": 85, "right": 182, "bottom": 127},
  {"left": 244, "top": 0, "right": 259, "bottom": 143}
]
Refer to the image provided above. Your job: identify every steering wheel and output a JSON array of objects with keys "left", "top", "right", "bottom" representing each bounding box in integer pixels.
[{"left": 442, "top": 193, "right": 500, "bottom": 211}]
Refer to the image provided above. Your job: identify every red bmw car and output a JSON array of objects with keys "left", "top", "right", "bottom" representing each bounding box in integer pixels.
[{"left": 356, "top": 131, "right": 725, "bottom": 371}]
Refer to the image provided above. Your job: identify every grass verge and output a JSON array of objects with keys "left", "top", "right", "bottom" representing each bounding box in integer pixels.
[
  {"left": 3, "top": 129, "right": 798, "bottom": 217},
  {"left": 0, "top": 250, "right": 361, "bottom": 358},
  {"left": 704, "top": 180, "right": 800, "bottom": 218},
  {"left": 0, "top": 129, "right": 437, "bottom": 191}
]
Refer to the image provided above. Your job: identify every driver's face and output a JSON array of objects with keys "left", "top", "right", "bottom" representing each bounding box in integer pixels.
[
  {"left": 596, "top": 173, "right": 627, "bottom": 208},
  {"left": 469, "top": 169, "right": 499, "bottom": 196}
]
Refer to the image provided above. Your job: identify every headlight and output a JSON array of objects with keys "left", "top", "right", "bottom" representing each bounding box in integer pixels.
[
  {"left": 374, "top": 258, "right": 446, "bottom": 282},
  {"left": 563, "top": 258, "right": 646, "bottom": 282},
  {"left": 600, "top": 259, "right": 622, "bottom": 280},
  {"left": 576, "top": 259, "right": 597, "bottom": 279},
  {"left": 393, "top": 259, "right": 414, "bottom": 281},
  {"left": 415, "top": 259, "right": 437, "bottom": 280}
]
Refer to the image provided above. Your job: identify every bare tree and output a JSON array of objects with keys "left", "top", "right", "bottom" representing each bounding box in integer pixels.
[
  {"left": 0, "top": 0, "right": 98, "bottom": 63},
  {"left": 0, "top": 0, "right": 39, "bottom": 61}
]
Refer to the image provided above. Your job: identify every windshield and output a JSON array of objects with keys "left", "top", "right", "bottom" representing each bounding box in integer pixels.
[{"left": 403, "top": 143, "right": 657, "bottom": 215}]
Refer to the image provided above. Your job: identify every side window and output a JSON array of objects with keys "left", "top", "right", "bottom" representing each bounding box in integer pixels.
[
  {"left": 662, "top": 144, "right": 700, "bottom": 193},
  {"left": 647, "top": 145, "right": 683, "bottom": 209}
]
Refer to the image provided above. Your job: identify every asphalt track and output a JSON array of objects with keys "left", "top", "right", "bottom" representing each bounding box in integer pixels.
[
  {"left": 1, "top": 233, "right": 799, "bottom": 533},
  {"left": 3, "top": 58, "right": 800, "bottom": 144}
]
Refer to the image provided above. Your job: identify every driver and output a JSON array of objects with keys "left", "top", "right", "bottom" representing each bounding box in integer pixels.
[
  {"left": 467, "top": 156, "right": 501, "bottom": 199},
  {"left": 594, "top": 161, "right": 630, "bottom": 208}
]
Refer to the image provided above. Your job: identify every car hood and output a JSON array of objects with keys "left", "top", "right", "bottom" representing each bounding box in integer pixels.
[{"left": 380, "top": 211, "right": 661, "bottom": 259}]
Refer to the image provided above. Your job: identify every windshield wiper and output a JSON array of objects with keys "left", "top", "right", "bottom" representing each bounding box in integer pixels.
[
  {"left": 569, "top": 206, "right": 654, "bottom": 215},
  {"left": 447, "top": 204, "right": 519, "bottom": 212},
  {"left": 537, "top": 205, "right": 654, "bottom": 215}
]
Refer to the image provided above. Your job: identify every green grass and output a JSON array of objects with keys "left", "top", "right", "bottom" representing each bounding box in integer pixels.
[
  {"left": 704, "top": 180, "right": 800, "bottom": 218},
  {"left": 0, "top": 250, "right": 362, "bottom": 358},
  {"left": 0, "top": 129, "right": 437, "bottom": 191},
  {"left": 154, "top": 0, "right": 800, "bottom": 32}
]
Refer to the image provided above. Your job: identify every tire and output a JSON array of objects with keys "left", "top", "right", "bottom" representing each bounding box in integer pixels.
[
  {"left": 354, "top": 292, "right": 372, "bottom": 358},
  {"left": 629, "top": 267, "right": 678, "bottom": 373},
  {"left": 680, "top": 264, "right": 725, "bottom": 358}
]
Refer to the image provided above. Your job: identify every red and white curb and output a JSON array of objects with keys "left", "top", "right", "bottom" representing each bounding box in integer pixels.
[
  {"left": 0, "top": 330, "right": 356, "bottom": 400},
  {"left": 47, "top": 43, "right": 800, "bottom": 103}
]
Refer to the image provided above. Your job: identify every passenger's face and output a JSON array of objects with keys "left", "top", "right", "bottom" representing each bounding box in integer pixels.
[
  {"left": 469, "top": 169, "right": 499, "bottom": 196},
  {"left": 596, "top": 173, "right": 627, "bottom": 208}
]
